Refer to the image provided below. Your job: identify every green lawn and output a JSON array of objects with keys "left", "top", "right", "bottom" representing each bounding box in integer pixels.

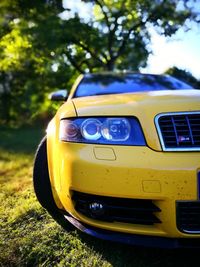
[{"left": 0, "top": 127, "right": 199, "bottom": 267}]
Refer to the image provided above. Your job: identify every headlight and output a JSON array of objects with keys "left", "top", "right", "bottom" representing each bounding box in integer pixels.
[
  {"left": 101, "top": 118, "right": 131, "bottom": 141},
  {"left": 81, "top": 119, "right": 102, "bottom": 140},
  {"left": 59, "top": 117, "right": 146, "bottom": 146}
]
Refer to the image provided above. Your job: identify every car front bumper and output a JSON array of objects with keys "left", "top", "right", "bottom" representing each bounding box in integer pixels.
[
  {"left": 49, "top": 142, "right": 200, "bottom": 240},
  {"left": 63, "top": 212, "right": 200, "bottom": 248}
]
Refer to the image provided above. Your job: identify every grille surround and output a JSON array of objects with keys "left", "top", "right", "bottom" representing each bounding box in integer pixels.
[{"left": 155, "top": 112, "right": 200, "bottom": 151}]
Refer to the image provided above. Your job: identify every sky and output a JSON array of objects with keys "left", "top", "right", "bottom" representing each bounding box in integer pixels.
[
  {"left": 62, "top": 0, "right": 200, "bottom": 79},
  {"left": 144, "top": 25, "right": 200, "bottom": 79}
]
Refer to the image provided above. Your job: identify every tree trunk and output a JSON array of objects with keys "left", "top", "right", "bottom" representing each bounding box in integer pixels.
[
  {"left": 106, "top": 59, "right": 115, "bottom": 71},
  {"left": 0, "top": 72, "right": 11, "bottom": 123}
]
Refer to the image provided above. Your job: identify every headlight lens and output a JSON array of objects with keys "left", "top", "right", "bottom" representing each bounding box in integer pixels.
[
  {"left": 81, "top": 119, "right": 102, "bottom": 140},
  {"left": 59, "top": 120, "right": 79, "bottom": 141},
  {"left": 60, "top": 117, "right": 145, "bottom": 146},
  {"left": 101, "top": 118, "right": 130, "bottom": 141}
]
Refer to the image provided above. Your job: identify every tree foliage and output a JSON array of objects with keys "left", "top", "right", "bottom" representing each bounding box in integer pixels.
[
  {"left": 0, "top": 0, "right": 199, "bottom": 124},
  {"left": 64, "top": 0, "right": 199, "bottom": 72},
  {"left": 0, "top": 0, "right": 75, "bottom": 124},
  {"left": 165, "top": 67, "right": 200, "bottom": 88}
]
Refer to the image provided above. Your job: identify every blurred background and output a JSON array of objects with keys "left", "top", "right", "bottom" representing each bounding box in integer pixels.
[{"left": 0, "top": 0, "right": 200, "bottom": 127}]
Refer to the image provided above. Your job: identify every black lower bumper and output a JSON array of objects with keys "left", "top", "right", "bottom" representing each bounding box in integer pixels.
[{"left": 64, "top": 214, "right": 200, "bottom": 249}]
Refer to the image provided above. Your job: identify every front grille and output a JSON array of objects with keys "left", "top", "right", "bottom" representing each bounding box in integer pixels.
[
  {"left": 156, "top": 112, "right": 200, "bottom": 151},
  {"left": 177, "top": 201, "right": 200, "bottom": 233},
  {"left": 72, "top": 191, "right": 161, "bottom": 225}
]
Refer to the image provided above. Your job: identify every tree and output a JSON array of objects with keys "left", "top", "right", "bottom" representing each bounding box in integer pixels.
[
  {"left": 61, "top": 0, "right": 199, "bottom": 72},
  {"left": 0, "top": 0, "right": 199, "bottom": 124},
  {"left": 165, "top": 66, "right": 200, "bottom": 88},
  {"left": 0, "top": 0, "right": 76, "bottom": 124}
]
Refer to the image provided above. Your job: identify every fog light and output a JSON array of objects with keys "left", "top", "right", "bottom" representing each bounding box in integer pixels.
[{"left": 89, "top": 202, "right": 104, "bottom": 216}]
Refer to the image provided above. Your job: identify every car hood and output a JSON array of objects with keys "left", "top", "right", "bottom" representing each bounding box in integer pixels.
[{"left": 66, "top": 89, "right": 200, "bottom": 151}]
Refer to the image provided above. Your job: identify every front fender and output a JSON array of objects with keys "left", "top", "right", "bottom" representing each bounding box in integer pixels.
[{"left": 46, "top": 100, "right": 77, "bottom": 209}]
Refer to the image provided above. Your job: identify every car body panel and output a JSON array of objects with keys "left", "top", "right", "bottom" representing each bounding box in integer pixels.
[
  {"left": 44, "top": 74, "right": 200, "bottom": 246},
  {"left": 46, "top": 100, "right": 76, "bottom": 209}
]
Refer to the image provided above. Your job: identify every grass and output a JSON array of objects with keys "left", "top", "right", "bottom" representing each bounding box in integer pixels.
[{"left": 0, "top": 126, "right": 199, "bottom": 267}]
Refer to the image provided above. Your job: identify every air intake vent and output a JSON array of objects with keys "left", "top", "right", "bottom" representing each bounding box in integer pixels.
[
  {"left": 72, "top": 191, "right": 161, "bottom": 225},
  {"left": 155, "top": 112, "right": 200, "bottom": 151},
  {"left": 177, "top": 201, "right": 200, "bottom": 233}
]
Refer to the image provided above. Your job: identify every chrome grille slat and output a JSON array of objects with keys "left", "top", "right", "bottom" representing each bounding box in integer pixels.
[
  {"left": 155, "top": 112, "right": 200, "bottom": 151},
  {"left": 171, "top": 116, "right": 179, "bottom": 146}
]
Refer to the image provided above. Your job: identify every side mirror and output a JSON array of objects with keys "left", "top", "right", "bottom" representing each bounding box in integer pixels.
[{"left": 49, "top": 90, "right": 68, "bottom": 101}]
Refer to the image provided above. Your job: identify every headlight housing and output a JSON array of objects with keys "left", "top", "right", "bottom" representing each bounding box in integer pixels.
[{"left": 59, "top": 117, "right": 146, "bottom": 146}]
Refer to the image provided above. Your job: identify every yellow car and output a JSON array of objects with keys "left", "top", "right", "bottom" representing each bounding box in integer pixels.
[{"left": 33, "top": 72, "right": 200, "bottom": 248}]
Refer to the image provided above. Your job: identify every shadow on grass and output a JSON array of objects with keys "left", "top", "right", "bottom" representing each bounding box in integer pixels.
[
  {"left": 77, "top": 231, "right": 200, "bottom": 267},
  {"left": 11, "top": 207, "right": 48, "bottom": 228},
  {"left": 0, "top": 126, "right": 45, "bottom": 154},
  {"left": 5, "top": 205, "right": 200, "bottom": 267},
  {"left": 41, "top": 207, "right": 200, "bottom": 267}
]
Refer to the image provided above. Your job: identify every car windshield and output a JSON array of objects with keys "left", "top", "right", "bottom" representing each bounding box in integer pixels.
[{"left": 74, "top": 73, "right": 193, "bottom": 98}]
